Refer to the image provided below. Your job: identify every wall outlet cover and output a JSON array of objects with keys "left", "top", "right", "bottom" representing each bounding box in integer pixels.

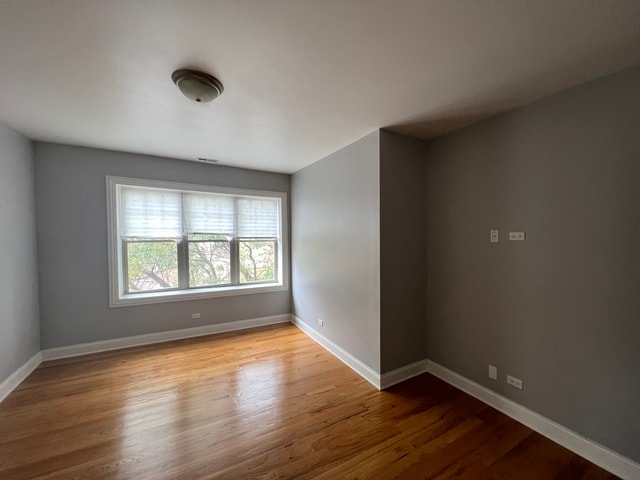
[
  {"left": 507, "top": 375, "right": 524, "bottom": 389},
  {"left": 488, "top": 365, "right": 498, "bottom": 380}
]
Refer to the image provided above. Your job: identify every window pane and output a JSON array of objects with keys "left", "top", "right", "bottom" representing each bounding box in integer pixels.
[
  {"left": 183, "top": 194, "right": 235, "bottom": 236},
  {"left": 126, "top": 241, "right": 178, "bottom": 292},
  {"left": 189, "top": 241, "right": 231, "bottom": 287},
  {"left": 120, "top": 187, "right": 182, "bottom": 238},
  {"left": 239, "top": 240, "right": 276, "bottom": 283},
  {"left": 237, "top": 198, "right": 279, "bottom": 237}
]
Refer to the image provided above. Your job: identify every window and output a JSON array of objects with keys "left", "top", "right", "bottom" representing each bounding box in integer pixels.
[{"left": 107, "top": 176, "right": 287, "bottom": 306}]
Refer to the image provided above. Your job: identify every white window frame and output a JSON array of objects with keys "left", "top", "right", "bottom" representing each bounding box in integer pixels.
[{"left": 106, "top": 176, "right": 289, "bottom": 307}]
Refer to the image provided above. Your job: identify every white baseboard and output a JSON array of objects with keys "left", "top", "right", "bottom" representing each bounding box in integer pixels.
[
  {"left": 380, "top": 359, "right": 429, "bottom": 389},
  {"left": 425, "top": 360, "right": 640, "bottom": 480},
  {"left": 0, "top": 352, "right": 42, "bottom": 404},
  {"left": 290, "top": 315, "right": 381, "bottom": 389},
  {"left": 42, "top": 314, "right": 291, "bottom": 361}
]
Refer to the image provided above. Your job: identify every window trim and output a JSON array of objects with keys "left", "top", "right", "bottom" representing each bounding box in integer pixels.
[{"left": 106, "top": 176, "right": 289, "bottom": 307}]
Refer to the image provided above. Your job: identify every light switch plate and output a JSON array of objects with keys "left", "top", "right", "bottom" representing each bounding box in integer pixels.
[
  {"left": 490, "top": 229, "right": 499, "bottom": 243},
  {"left": 509, "top": 232, "right": 526, "bottom": 241}
]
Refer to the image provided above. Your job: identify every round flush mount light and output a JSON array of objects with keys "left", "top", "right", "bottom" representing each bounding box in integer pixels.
[{"left": 171, "top": 69, "right": 224, "bottom": 103}]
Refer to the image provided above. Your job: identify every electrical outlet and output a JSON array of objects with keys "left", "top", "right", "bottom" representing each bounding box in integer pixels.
[
  {"left": 318, "top": 319, "right": 324, "bottom": 327},
  {"left": 191, "top": 313, "right": 200, "bottom": 319},
  {"left": 488, "top": 365, "right": 497, "bottom": 380},
  {"left": 507, "top": 375, "right": 524, "bottom": 390},
  {"left": 508, "top": 232, "right": 526, "bottom": 241},
  {"left": 490, "top": 229, "right": 499, "bottom": 243}
]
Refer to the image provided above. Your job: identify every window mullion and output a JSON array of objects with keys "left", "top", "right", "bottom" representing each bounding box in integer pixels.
[
  {"left": 273, "top": 239, "right": 279, "bottom": 282},
  {"left": 178, "top": 235, "right": 189, "bottom": 289},
  {"left": 231, "top": 196, "right": 239, "bottom": 285},
  {"left": 231, "top": 237, "right": 239, "bottom": 285},
  {"left": 122, "top": 239, "right": 129, "bottom": 294}
]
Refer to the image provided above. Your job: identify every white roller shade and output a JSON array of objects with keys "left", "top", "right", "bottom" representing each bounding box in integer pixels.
[
  {"left": 119, "top": 187, "right": 182, "bottom": 238},
  {"left": 183, "top": 193, "right": 234, "bottom": 235},
  {"left": 119, "top": 186, "right": 280, "bottom": 239},
  {"left": 237, "top": 198, "right": 279, "bottom": 238}
]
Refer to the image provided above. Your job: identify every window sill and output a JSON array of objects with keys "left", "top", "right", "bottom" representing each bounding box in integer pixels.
[{"left": 110, "top": 282, "right": 288, "bottom": 308}]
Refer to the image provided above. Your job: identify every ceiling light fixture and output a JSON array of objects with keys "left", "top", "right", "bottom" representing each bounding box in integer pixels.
[{"left": 171, "top": 69, "right": 224, "bottom": 103}]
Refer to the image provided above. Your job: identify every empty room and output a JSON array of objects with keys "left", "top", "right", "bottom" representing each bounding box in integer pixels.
[{"left": 0, "top": 1, "right": 639, "bottom": 479}]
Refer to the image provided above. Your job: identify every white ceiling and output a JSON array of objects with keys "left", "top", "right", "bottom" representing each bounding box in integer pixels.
[{"left": 0, "top": 1, "right": 639, "bottom": 173}]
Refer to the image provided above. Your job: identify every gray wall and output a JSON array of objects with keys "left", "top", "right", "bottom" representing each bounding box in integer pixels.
[
  {"left": 291, "top": 131, "right": 381, "bottom": 372},
  {"left": 34, "top": 143, "right": 290, "bottom": 349},
  {"left": 426, "top": 65, "right": 640, "bottom": 461},
  {"left": 0, "top": 122, "right": 40, "bottom": 382},
  {"left": 379, "top": 130, "right": 428, "bottom": 373}
]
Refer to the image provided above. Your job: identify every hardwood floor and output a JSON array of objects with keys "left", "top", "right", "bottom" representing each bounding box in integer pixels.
[{"left": 0, "top": 323, "right": 617, "bottom": 479}]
